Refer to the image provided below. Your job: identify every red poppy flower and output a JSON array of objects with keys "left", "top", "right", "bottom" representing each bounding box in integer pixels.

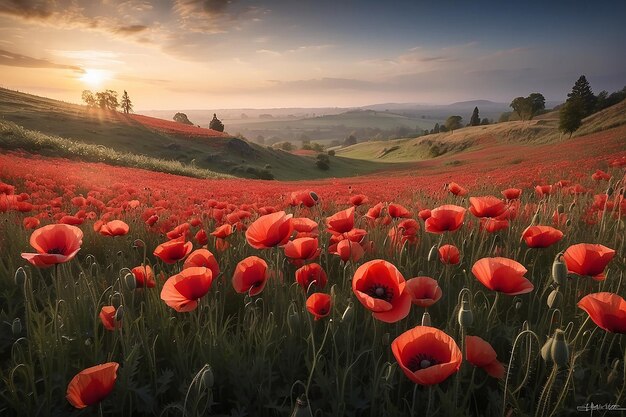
[
  {"left": 388, "top": 203, "right": 410, "bottom": 218},
  {"left": 195, "top": 229, "right": 208, "bottom": 245},
  {"left": 166, "top": 222, "right": 190, "bottom": 240},
  {"left": 471, "top": 257, "right": 534, "bottom": 295},
  {"left": 501, "top": 188, "right": 522, "bottom": 200},
  {"left": 283, "top": 237, "right": 320, "bottom": 261},
  {"left": 365, "top": 202, "right": 384, "bottom": 220},
  {"left": 326, "top": 206, "right": 356, "bottom": 234},
  {"left": 21, "top": 224, "right": 83, "bottom": 268},
  {"left": 563, "top": 243, "right": 616, "bottom": 281},
  {"left": 349, "top": 194, "right": 368, "bottom": 206},
  {"left": 306, "top": 293, "right": 332, "bottom": 320},
  {"left": 425, "top": 205, "right": 466, "bottom": 234},
  {"left": 232, "top": 256, "right": 269, "bottom": 296},
  {"left": 99, "top": 306, "right": 120, "bottom": 331},
  {"left": 23, "top": 216, "right": 40, "bottom": 229},
  {"left": 59, "top": 215, "right": 84, "bottom": 225},
  {"left": 131, "top": 264, "right": 155, "bottom": 288},
  {"left": 418, "top": 209, "right": 431, "bottom": 220},
  {"left": 290, "top": 190, "right": 319, "bottom": 207},
  {"left": 438, "top": 245, "right": 460, "bottom": 264},
  {"left": 479, "top": 218, "right": 509, "bottom": 233},
  {"left": 295, "top": 263, "right": 328, "bottom": 290},
  {"left": 215, "top": 238, "right": 230, "bottom": 252},
  {"left": 245, "top": 211, "right": 293, "bottom": 249},
  {"left": 469, "top": 196, "right": 507, "bottom": 218},
  {"left": 146, "top": 214, "right": 159, "bottom": 226},
  {"left": 183, "top": 248, "right": 220, "bottom": 278},
  {"left": 391, "top": 326, "right": 462, "bottom": 385},
  {"left": 591, "top": 169, "right": 611, "bottom": 181},
  {"left": 535, "top": 185, "right": 553, "bottom": 197},
  {"left": 153, "top": 236, "right": 193, "bottom": 264},
  {"left": 66, "top": 362, "right": 119, "bottom": 409},
  {"left": 405, "top": 277, "right": 442, "bottom": 308},
  {"left": 211, "top": 223, "right": 233, "bottom": 239},
  {"left": 447, "top": 182, "right": 468, "bottom": 196},
  {"left": 331, "top": 239, "right": 365, "bottom": 263},
  {"left": 521, "top": 226, "right": 563, "bottom": 248},
  {"left": 99, "top": 220, "right": 129, "bottom": 237},
  {"left": 160, "top": 267, "right": 213, "bottom": 312},
  {"left": 577, "top": 292, "right": 626, "bottom": 333},
  {"left": 352, "top": 259, "right": 411, "bottom": 323},
  {"left": 465, "top": 336, "right": 505, "bottom": 378}
]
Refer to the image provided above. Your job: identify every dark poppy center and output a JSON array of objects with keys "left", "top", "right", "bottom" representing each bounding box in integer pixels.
[
  {"left": 407, "top": 353, "right": 439, "bottom": 372},
  {"left": 46, "top": 247, "right": 64, "bottom": 255},
  {"left": 367, "top": 284, "right": 393, "bottom": 302}
]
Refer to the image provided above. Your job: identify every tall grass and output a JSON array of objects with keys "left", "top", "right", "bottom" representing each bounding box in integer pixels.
[{"left": 0, "top": 121, "right": 232, "bottom": 179}]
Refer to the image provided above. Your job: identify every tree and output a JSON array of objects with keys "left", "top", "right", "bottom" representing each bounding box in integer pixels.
[
  {"left": 316, "top": 153, "right": 330, "bottom": 170},
  {"left": 510, "top": 93, "right": 545, "bottom": 120},
  {"left": 567, "top": 75, "right": 596, "bottom": 117},
  {"left": 95, "top": 90, "right": 118, "bottom": 111},
  {"left": 209, "top": 113, "right": 225, "bottom": 132},
  {"left": 173, "top": 112, "right": 193, "bottom": 125},
  {"left": 559, "top": 98, "right": 584, "bottom": 138},
  {"left": 498, "top": 112, "right": 511, "bottom": 123},
  {"left": 120, "top": 90, "right": 133, "bottom": 114},
  {"left": 510, "top": 97, "right": 532, "bottom": 120},
  {"left": 480, "top": 118, "right": 490, "bottom": 125},
  {"left": 280, "top": 141, "right": 293, "bottom": 151},
  {"left": 343, "top": 134, "right": 357, "bottom": 146},
  {"left": 470, "top": 107, "right": 480, "bottom": 126},
  {"left": 444, "top": 116, "right": 463, "bottom": 133},
  {"left": 81, "top": 90, "right": 96, "bottom": 107},
  {"left": 529, "top": 93, "right": 546, "bottom": 116},
  {"left": 433, "top": 123, "right": 440, "bottom": 134}
]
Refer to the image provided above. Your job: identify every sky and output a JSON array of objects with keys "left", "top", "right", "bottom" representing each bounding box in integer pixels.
[{"left": 0, "top": 0, "right": 625, "bottom": 110}]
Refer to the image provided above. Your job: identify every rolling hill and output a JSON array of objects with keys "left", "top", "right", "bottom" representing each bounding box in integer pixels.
[{"left": 0, "top": 88, "right": 396, "bottom": 180}]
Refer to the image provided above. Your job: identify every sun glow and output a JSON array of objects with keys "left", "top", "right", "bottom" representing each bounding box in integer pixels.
[{"left": 79, "top": 69, "right": 109, "bottom": 87}]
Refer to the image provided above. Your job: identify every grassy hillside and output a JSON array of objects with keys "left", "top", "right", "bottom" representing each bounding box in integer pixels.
[
  {"left": 0, "top": 88, "right": 395, "bottom": 180},
  {"left": 336, "top": 99, "right": 626, "bottom": 162}
]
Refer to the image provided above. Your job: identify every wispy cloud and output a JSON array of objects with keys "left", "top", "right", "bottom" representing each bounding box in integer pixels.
[{"left": 0, "top": 48, "right": 83, "bottom": 72}]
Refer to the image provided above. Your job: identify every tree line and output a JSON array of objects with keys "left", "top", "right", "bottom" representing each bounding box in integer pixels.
[{"left": 82, "top": 90, "right": 133, "bottom": 114}]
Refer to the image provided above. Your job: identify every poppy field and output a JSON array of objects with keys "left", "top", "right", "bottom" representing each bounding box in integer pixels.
[{"left": 0, "top": 130, "right": 626, "bottom": 417}]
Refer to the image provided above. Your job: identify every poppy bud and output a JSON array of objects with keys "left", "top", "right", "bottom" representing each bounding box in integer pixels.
[
  {"left": 133, "top": 239, "right": 145, "bottom": 248},
  {"left": 458, "top": 300, "right": 473, "bottom": 328},
  {"left": 551, "top": 256, "right": 567, "bottom": 286},
  {"left": 541, "top": 337, "right": 553, "bottom": 363},
  {"left": 201, "top": 365, "right": 214, "bottom": 388},
  {"left": 550, "top": 329, "right": 569, "bottom": 368},
  {"left": 547, "top": 289, "right": 562, "bottom": 309},
  {"left": 124, "top": 273, "right": 136, "bottom": 290},
  {"left": 568, "top": 202, "right": 576, "bottom": 211},
  {"left": 607, "top": 187, "right": 614, "bottom": 196},
  {"left": 85, "top": 337, "right": 93, "bottom": 346},
  {"left": 114, "top": 305, "right": 124, "bottom": 322},
  {"left": 515, "top": 299, "right": 522, "bottom": 310},
  {"left": 565, "top": 219, "right": 571, "bottom": 227},
  {"left": 116, "top": 250, "right": 123, "bottom": 257},
  {"left": 290, "top": 394, "right": 313, "bottom": 417},
  {"left": 309, "top": 191, "right": 319, "bottom": 202},
  {"left": 428, "top": 245, "right": 438, "bottom": 262},
  {"left": 14, "top": 267, "right": 26, "bottom": 287},
  {"left": 556, "top": 204, "right": 564, "bottom": 214},
  {"left": 421, "top": 311, "right": 431, "bottom": 326},
  {"left": 12, "top": 318, "right": 22, "bottom": 335},
  {"left": 110, "top": 292, "right": 122, "bottom": 309},
  {"left": 341, "top": 303, "right": 354, "bottom": 324}
]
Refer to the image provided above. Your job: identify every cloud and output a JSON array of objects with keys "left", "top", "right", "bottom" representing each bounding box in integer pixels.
[
  {"left": 0, "top": 48, "right": 83, "bottom": 72},
  {"left": 0, "top": 0, "right": 152, "bottom": 40}
]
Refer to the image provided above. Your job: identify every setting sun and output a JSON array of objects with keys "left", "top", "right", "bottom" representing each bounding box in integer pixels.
[{"left": 79, "top": 68, "right": 109, "bottom": 88}]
